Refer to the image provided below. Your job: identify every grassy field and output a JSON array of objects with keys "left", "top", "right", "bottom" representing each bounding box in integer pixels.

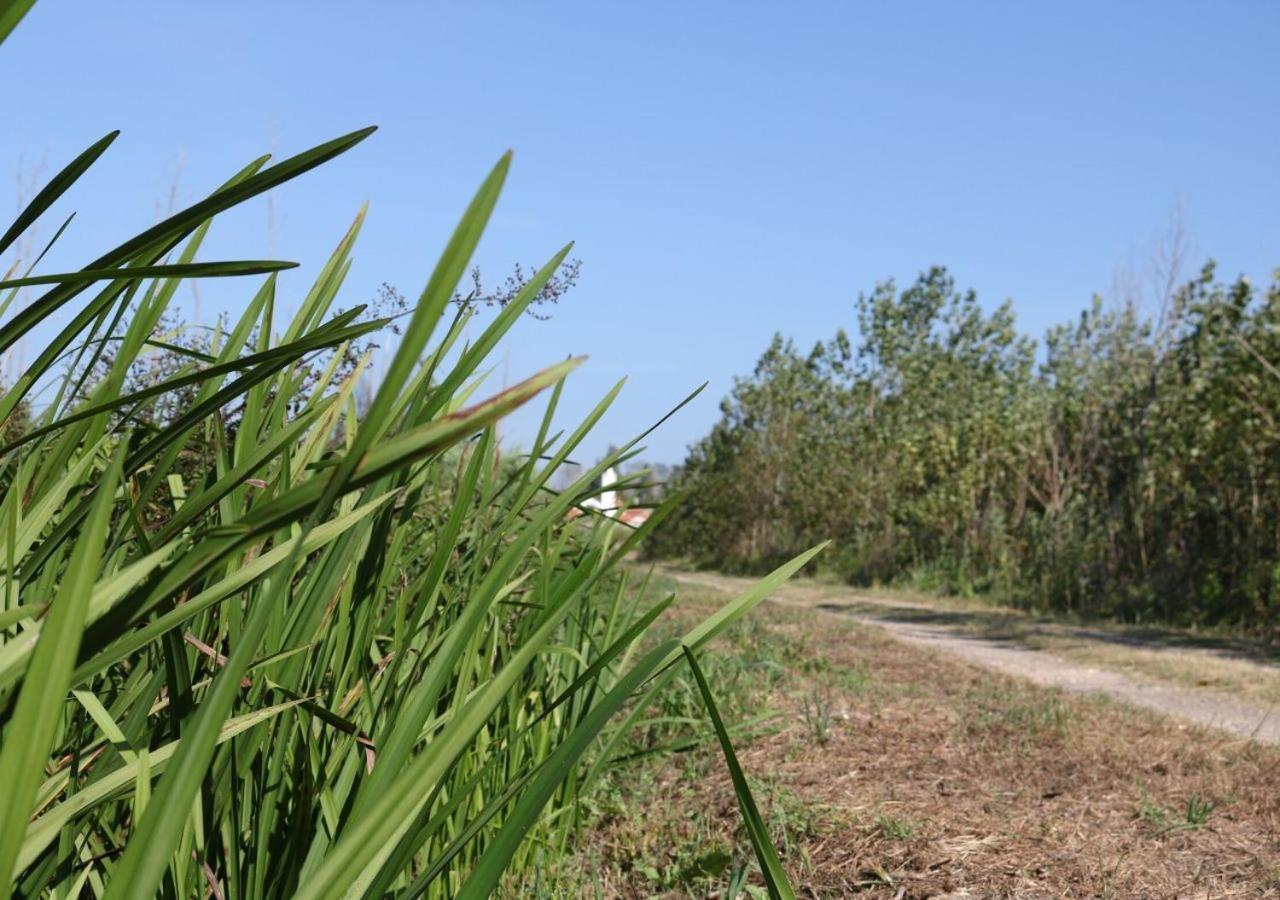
[{"left": 555, "top": 573, "right": 1280, "bottom": 898}]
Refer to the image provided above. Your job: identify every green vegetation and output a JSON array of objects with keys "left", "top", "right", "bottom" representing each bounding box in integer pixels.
[
  {"left": 533, "top": 591, "right": 844, "bottom": 897},
  {"left": 872, "top": 814, "right": 915, "bottom": 842},
  {"left": 0, "top": 18, "right": 821, "bottom": 895},
  {"left": 1138, "top": 790, "right": 1217, "bottom": 834},
  {"left": 650, "top": 264, "right": 1280, "bottom": 631},
  {"left": 800, "top": 688, "right": 833, "bottom": 744}
]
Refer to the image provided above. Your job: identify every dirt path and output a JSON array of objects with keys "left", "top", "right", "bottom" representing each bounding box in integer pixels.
[{"left": 669, "top": 569, "right": 1280, "bottom": 745}]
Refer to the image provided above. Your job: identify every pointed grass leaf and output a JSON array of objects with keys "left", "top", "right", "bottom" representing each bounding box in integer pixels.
[
  {"left": 454, "top": 640, "right": 683, "bottom": 900},
  {"left": 0, "top": 0, "right": 36, "bottom": 45},
  {"left": 0, "top": 445, "right": 124, "bottom": 896},
  {"left": 16, "top": 701, "right": 305, "bottom": 874},
  {"left": 682, "top": 646, "right": 796, "bottom": 900},
  {"left": 0, "top": 130, "right": 118, "bottom": 257},
  {"left": 0, "top": 259, "right": 296, "bottom": 290}
]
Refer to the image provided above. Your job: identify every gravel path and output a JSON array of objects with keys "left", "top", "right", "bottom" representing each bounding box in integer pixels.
[{"left": 670, "top": 570, "right": 1280, "bottom": 745}]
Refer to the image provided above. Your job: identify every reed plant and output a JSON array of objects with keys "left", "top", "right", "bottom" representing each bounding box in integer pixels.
[{"left": 0, "top": 11, "right": 820, "bottom": 897}]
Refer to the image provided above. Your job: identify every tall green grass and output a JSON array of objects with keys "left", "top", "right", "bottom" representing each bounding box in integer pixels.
[{"left": 0, "top": 18, "right": 820, "bottom": 897}]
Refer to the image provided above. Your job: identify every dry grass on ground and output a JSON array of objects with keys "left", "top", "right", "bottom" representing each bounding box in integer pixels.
[{"left": 563, "top": 582, "right": 1280, "bottom": 898}]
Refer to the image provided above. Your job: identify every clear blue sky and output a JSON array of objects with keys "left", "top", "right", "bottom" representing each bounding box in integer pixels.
[{"left": 2, "top": 2, "right": 1277, "bottom": 463}]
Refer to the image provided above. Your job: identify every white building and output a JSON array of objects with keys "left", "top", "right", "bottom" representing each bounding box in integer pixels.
[{"left": 580, "top": 466, "right": 620, "bottom": 516}]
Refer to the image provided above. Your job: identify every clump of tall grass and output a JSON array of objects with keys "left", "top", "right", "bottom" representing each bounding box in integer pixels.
[{"left": 0, "top": 19, "right": 821, "bottom": 900}]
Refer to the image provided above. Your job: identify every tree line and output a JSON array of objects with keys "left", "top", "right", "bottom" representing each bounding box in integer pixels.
[{"left": 649, "top": 261, "right": 1280, "bottom": 632}]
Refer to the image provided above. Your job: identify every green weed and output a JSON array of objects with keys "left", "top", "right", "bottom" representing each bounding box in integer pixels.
[
  {"left": 1138, "top": 790, "right": 1216, "bottom": 834},
  {"left": 874, "top": 813, "right": 917, "bottom": 841},
  {"left": 801, "top": 688, "right": 834, "bottom": 744}
]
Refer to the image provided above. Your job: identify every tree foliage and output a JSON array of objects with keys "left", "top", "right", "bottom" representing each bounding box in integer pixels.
[{"left": 651, "top": 264, "right": 1280, "bottom": 630}]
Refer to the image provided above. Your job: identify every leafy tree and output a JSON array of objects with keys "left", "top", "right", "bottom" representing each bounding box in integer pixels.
[{"left": 651, "top": 264, "right": 1280, "bottom": 633}]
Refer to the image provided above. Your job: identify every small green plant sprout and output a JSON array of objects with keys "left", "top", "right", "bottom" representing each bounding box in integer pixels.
[
  {"left": 1139, "top": 790, "right": 1215, "bottom": 834},
  {"left": 801, "top": 688, "right": 833, "bottom": 744},
  {"left": 1183, "top": 794, "right": 1215, "bottom": 828},
  {"left": 873, "top": 813, "right": 916, "bottom": 841}
]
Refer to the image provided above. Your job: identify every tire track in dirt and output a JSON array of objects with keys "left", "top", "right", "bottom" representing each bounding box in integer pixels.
[{"left": 669, "top": 569, "right": 1280, "bottom": 746}]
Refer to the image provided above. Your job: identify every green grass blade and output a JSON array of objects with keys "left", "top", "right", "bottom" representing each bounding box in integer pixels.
[
  {"left": 0, "top": 126, "right": 374, "bottom": 360},
  {"left": 17, "top": 701, "right": 305, "bottom": 874},
  {"left": 0, "top": 0, "right": 36, "bottom": 46},
  {"left": 339, "top": 151, "right": 510, "bottom": 468},
  {"left": 682, "top": 645, "right": 796, "bottom": 900},
  {"left": 0, "top": 130, "right": 118, "bottom": 257},
  {"left": 0, "top": 445, "right": 124, "bottom": 896},
  {"left": 679, "top": 542, "right": 828, "bottom": 656},
  {"left": 454, "top": 640, "right": 682, "bottom": 900},
  {"left": 0, "top": 259, "right": 296, "bottom": 290}
]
